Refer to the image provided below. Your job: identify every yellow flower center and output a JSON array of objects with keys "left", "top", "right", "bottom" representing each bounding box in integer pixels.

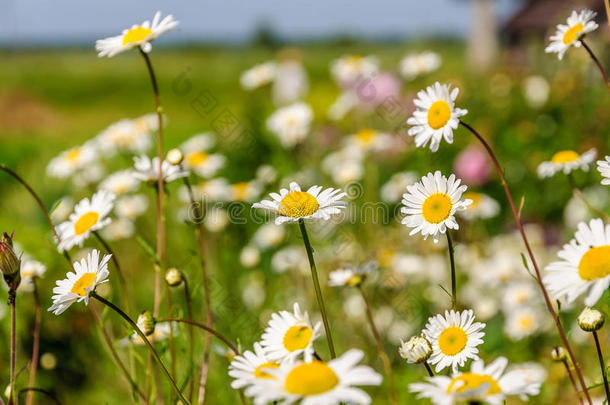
[
  {"left": 278, "top": 191, "right": 319, "bottom": 218},
  {"left": 232, "top": 182, "right": 250, "bottom": 201},
  {"left": 254, "top": 362, "right": 280, "bottom": 379},
  {"left": 187, "top": 151, "right": 209, "bottom": 167},
  {"left": 284, "top": 361, "right": 339, "bottom": 396},
  {"left": 122, "top": 26, "right": 153, "bottom": 46},
  {"left": 74, "top": 211, "right": 100, "bottom": 235},
  {"left": 356, "top": 129, "right": 377, "bottom": 145},
  {"left": 346, "top": 55, "right": 363, "bottom": 66},
  {"left": 551, "top": 150, "right": 580, "bottom": 164},
  {"left": 563, "top": 23, "right": 584, "bottom": 45},
  {"left": 427, "top": 100, "right": 451, "bottom": 130},
  {"left": 66, "top": 148, "right": 81, "bottom": 162},
  {"left": 70, "top": 273, "right": 96, "bottom": 297},
  {"left": 447, "top": 372, "right": 501, "bottom": 396},
  {"left": 518, "top": 314, "right": 534, "bottom": 331},
  {"left": 422, "top": 193, "right": 453, "bottom": 224},
  {"left": 463, "top": 192, "right": 482, "bottom": 209},
  {"left": 578, "top": 245, "right": 610, "bottom": 281},
  {"left": 438, "top": 326, "right": 468, "bottom": 356},
  {"left": 283, "top": 325, "right": 313, "bottom": 352}
]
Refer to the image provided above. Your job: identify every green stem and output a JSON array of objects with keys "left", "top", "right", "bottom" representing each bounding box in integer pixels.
[
  {"left": 157, "top": 318, "right": 238, "bottom": 355},
  {"left": 25, "top": 281, "right": 42, "bottom": 405},
  {"left": 593, "top": 331, "right": 610, "bottom": 403},
  {"left": 423, "top": 362, "right": 434, "bottom": 377},
  {"left": 91, "top": 292, "right": 189, "bottom": 405},
  {"left": 566, "top": 174, "right": 610, "bottom": 223},
  {"left": 562, "top": 359, "right": 584, "bottom": 405},
  {"left": 183, "top": 280, "right": 195, "bottom": 402},
  {"left": 445, "top": 231, "right": 457, "bottom": 309},
  {"left": 8, "top": 290, "right": 16, "bottom": 405},
  {"left": 581, "top": 38, "right": 610, "bottom": 91},
  {"left": 297, "top": 219, "right": 336, "bottom": 358}
]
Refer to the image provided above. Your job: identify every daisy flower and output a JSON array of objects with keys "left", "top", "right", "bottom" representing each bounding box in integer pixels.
[
  {"left": 246, "top": 349, "right": 382, "bottom": 405},
  {"left": 260, "top": 303, "right": 322, "bottom": 363},
  {"left": 410, "top": 357, "right": 540, "bottom": 405},
  {"left": 99, "top": 170, "right": 140, "bottom": 195},
  {"left": 96, "top": 117, "right": 154, "bottom": 156},
  {"left": 344, "top": 129, "right": 393, "bottom": 152},
  {"left": 180, "top": 133, "right": 226, "bottom": 178},
  {"left": 407, "top": 82, "right": 468, "bottom": 152},
  {"left": 399, "top": 51, "right": 441, "bottom": 81},
  {"left": 56, "top": 190, "right": 115, "bottom": 252},
  {"left": 266, "top": 102, "right": 313, "bottom": 148},
  {"left": 229, "top": 342, "right": 281, "bottom": 391},
  {"left": 132, "top": 155, "right": 188, "bottom": 184},
  {"left": 504, "top": 307, "right": 540, "bottom": 340},
  {"left": 458, "top": 191, "right": 500, "bottom": 220},
  {"left": 544, "top": 218, "right": 610, "bottom": 306},
  {"left": 328, "top": 261, "right": 377, "bottom": 287},
  {"left": 240, "top": 62, "right": 277, "bottom": 90},
  {"left": 330, "top": 55, "right": 379, "bottom": 87},
  {"left": 115, "top": 194, "right": 148, "bottom": 219},
  {"left": 253, "top": 182, "right": 346, "bottom": 225},
  {"left": 100, "top": 218, "right": 135, "bottom": 241},
  {"left": 48, "top": 249, "right": 110, "bottom": 315},
  {"left": 95, "top": 11, "right": 179, "bottom": 58},
  {"left": 46, "top": 143, "right": 97, "bottom": 179},
  {"left": 545, "top": 9, "right": 598, "bottom": 60},
  {"left": 537, "top": 148, "right": 596, "bottom": 178},
  {"left": 19, "top": 258, "right": 46, "bottom": 292},
  {"left": 401, "top": 171, "right": 472, "bottom": 243},
  {"left": 422, "top": 309, "right": 485, "bottom": 373},
  {"left": 398, "top": 335, "right": 433, "bottom": 364},
  {"left": 230, "top": 181, "right": 263, "bottom": 202},
  {"left": 597, "top": 156, "right": 610, "bottom": 185}
]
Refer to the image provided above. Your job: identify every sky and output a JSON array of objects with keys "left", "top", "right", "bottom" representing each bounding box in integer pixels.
[{"left": 0, "top": 0, "right": 522, "bottom": 45}]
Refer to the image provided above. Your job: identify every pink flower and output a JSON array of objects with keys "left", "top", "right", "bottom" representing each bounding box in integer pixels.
[
  {"left": 454, "top": 146, "right": 491, "bottom": 186},
  {"left": 353, "top": 73, "right": 401, "bottom": 111}
]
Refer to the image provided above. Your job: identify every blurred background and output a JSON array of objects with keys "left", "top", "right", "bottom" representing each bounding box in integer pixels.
[{"left": 1, "top": 0, "right": 610, "bottom": 404}]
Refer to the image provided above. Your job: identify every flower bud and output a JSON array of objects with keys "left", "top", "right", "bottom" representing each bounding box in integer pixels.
[
  {"left": 577, "top": 307, "right": 605, "bottom": 332},
  {"left": 166, "top": 148, "right": 183, "bottom": 165},
  {"left": 137, "top": 310, "right": 155, "bottom": 336},
  {"left": 0, "top": 232, "right": 21, "bottom": 290},
  {"left": 551, "top": 346, "right": 567, "bottom": 362},
  {"left": 398, "top": 335, "right": 432, "bottom": 364},
  {"left": 165, "top": 267, "right": 183, "bottom": 287}
]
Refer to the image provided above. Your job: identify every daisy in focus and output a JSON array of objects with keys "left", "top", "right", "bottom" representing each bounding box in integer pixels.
[
  {"left": 544, "top": 218, "right": 610, "bottom": 306},
  {"left": 46, "top": 143, "right": 97, "bottom": 179},
  {"left": 458, "top": 191, "right": 500, "bottom": 220},
  {"left": 401, "top": 171, "right": 472, "bottom": 242},
  {"left": 253, "top": 182, "right": 346, "bottom": 225},
  {"left": 95, "top": 11, "right": 179, "bottom": 58},
  {"left": 245, "top": 349, "right": 382, "bottom": 405},
  {"left": 56, "top": 190, "right": 115, "bottom": 252},
  {"left": 399, "top": 51, "right": 441, "bottom": 81},
  {"left": 179, "top": 133, "right": 226, "bottom": 178},
  {"left": 240, "top": 61, "right": 277, "bottom": 90},
  {"left": 537, "top": 148, "right": 596, "bottom": 178},
  {"left": 410, "top": 357, "right": 541, "bottom": 405},
  {"left": 260, "top": 303, "right": 321, "bottom": 363},
  {"left": 407, "top": 82, "right": 468, "bottom": 152},
  {"left": 597, "top": 156, "right": 610, "bottom": 185},
  {"left": 229, "top": 342, "right": 280, "bottom": 391},
  {"left": 48, "top": 249, "right": 110, "bottom": 315},
  {"left": 422, "top": 309, "right": 486, "bottom": 373},
  {"left": 545, "top": 9, "right": 598, "bottom": 60},
  {"left": 266, "top": 102, "right": 313, "bottom": 148},
  {"left": 132, "top": 155, "right": 188, "bottom": 184}
]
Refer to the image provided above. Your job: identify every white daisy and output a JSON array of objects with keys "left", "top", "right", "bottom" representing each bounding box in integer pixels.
[
  {"left": 229, "top": 342, "right": 281, "bottom": 390},
  {"left": 19, "top": 258, "right": 47, "bottom": 292},
  {"left": 95, "top": 11, "right": 179, "bottom": 58},
  {"left": 330, "top": 55, "right": 379, "bottom": 87},
  {"left": 399, "top": 51, "right": 441, "bottom": 81},
  {"left": 46, "top": 143, "right": 97, "bottom": 179},
  {"left": 260, "top": 303, "right": 322, "bottom": 363},
  {"left": 401, "top": 171, "right": 472, "bottom": 243},
  {"left": 240, "top": 62, "right": 277, "bottom": 90},
  {"left": 230, "top": 181, "right": 263, "bottom": 202},
  {"left": 240, "top": 245, "right": 261, "bottom": 268},
  {"left": 203, "top": 207, "right": 230, "bottom": 232},
  {"left": 504, "top": 307, "right": 540, "bottom": 340},
  {"left": 100, "top": 218, "right": 135, "bottom": 241},
  {"left": 407, "top": 82, "right": 468, "bottom": 152},
  {"left": 537, "top": 148, "right": 597, "bottom": 178},
  {"left": 115, "top": 194, "right": 148, "bottom": 219},
  {"left": 272, "top": 59, "right": 309, "bottom": 106},
  {"left": 266, "top": 102, "right": 313, "bottom": 148},
  {"left": 344, "top": 128, "right": 393, "bottom": 152},
  {"left": 545, "top": 9, "right": 599, "bottom": 60},
  {"left": 180, "top": 133, "right": 226, "bottom": 178},
  {"left": 422, "top": 309, "right": 485, "bottom": 373},
  {"left": 501, "top": 282, "right": 538, "bottom": 313},
  {"left": 96, "top": 117, "right": 154, "bottom": 156},
  {"left": 253, "top": 182, "right": 346, "bottom": 225},
  {"left": 544, "top": 218, "right": 610, "bottom": 306},
  {"left": 246, "top": 349, "right": 382, "bottom": 405},
  {"left": 132, "top": 155, "right": 188, "bottom": 184},
  {"left": 50, "top": 196, "right": 75, "bottom": 223},
  {"left": 253, "top": 223, "right": 285, "bottom": 250},
  {"left": 458, "top": 191, "right": 500, "bottom": 220},
  {"left": 56, "top": 190, "right": 115, "bottom": 252},
  {"left": 328, "top": 261, "right": 377, "bottom": 287},
  {"left": 597, "top": 156, "right": 610, "bottom": 185},
  {"left": 410, "top": 357, "right": 540, "bottom": 405},
  {"left": 271, "top": 246, "right": 309, "bottom": 275},
  {"left": 398, "top": 335, "right": 433, "bottom": 364},
  {"left": 99, "top": 170, "right": 140, "bottom": 195},
  {"left": 48, "top": 249, "right": 110, "bottom": 315}
]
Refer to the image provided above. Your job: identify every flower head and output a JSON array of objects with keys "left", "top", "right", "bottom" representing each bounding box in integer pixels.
[
  {"left": 577, "top": 307, "right": 604, "bottom": 332},
  {"left": 537, "top": 148, "right": 596, "bottom": 178},
  {"left": 266, "top": 103, "right": 313, "bottom": 148},
  {"left": 399, "top": 335, "right": 433, "bottom": 364},
  {"left": 132, "top": 155, "right": 188, "bottom": 184},
  {"left": 96, "top": 11, "right": 179, "bottom": 58},
  {"left": 46, "top": 143, "right": 97, "bottom": 179},
  {"left": 399, "top": 51, "right": 441, "bottom": 81},
  {"left": 229, "top": 342, "right": 281, "bottom": 391},
  {"left": 240, "top": 62, "right": 277, "bottom": 90},
  {"left": 545, "top": 9, "right": 598, "bottom": 60},
  {"left": 459, "top": 192, "right": 500, "bottom": 220},
  {"left": 407, "top": 82, "right": 468, "bottom": 152},
  {"left": 597, "top": 156, "right": 610, "bottom": 186},
  {"left": 179, "top": 133, "right": 225, "bottom": 178},
  {"left": 329, "top": 261, "right": 377, "bottom": 287}
]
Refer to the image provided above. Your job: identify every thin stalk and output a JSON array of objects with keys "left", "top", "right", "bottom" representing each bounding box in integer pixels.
[
  {"left": 93, "top": 231, "right": 130, "bottom": 310},
  {"left": 157, "top": 318, "right": 238, "bottom": 355},
  {"left": 91, "top": 292, "right": 190, "bottom": 405},
  {"left": 562, "top": 359, "right": 584, "bottom": 405},
  {"left": 183, "top": 280, "right": 195, "bottom": 401},
  {"left": 164, "top": 282, "right": 177, "bottom": 383},
  {"left": 358, "top": 286, "right": 397, "bottom": 405},
  {"left": 593, "top": 331, "right": 610, "bottom": 403},
  {"left": 8, "top": 290, "right": 16, "bottom": 405},
  {"left": 297, "top": 219, "right": 336, "bottom": 358},
  {"left": 19, "top": 388, "right": 62, "bottom": 405},
  {"left": 182, "top": 175, "right": 214, "bottom": 405},
  {"left": 445, "top": 231, "right": 457, "bottom": 309},
  {"left": 566, "top": 174, "right": 610, "bottom": 222},
  {"left": 89, "top": 305, "right": 147, "bottom": 402},
  {"left": 423, "top": 362, "right": 435, "bottom": 377},
  {"left": 581, "top": 38, "right": 610, "bottom": 91},
  {"left": 0, "top": 165, "right": 72, "bottom": 265},
  {"left": 25, "top": 281, "right": 42, "bottom": 405},
  {"left": 460, "top": 120, "right": 592, "bottom": 404},
  {"left": 605, "top": 0, "right": 610, "bottom": 31}
]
